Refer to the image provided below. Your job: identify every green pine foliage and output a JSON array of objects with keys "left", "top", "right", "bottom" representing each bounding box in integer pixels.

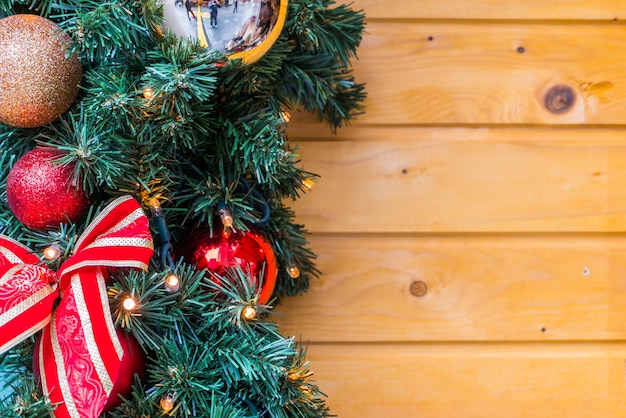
[{"left": 0, "top": 0, "right": 365, "bottom": 416}]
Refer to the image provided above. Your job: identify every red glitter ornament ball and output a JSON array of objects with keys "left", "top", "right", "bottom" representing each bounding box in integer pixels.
[
  {"left": 0, "top": 14, "right": 82, "bottom": 128},
  {"left": 6, "top": 148, "right": 90, "bottom": 230},
  {"left": 183, "top": 225, "right": 277, "bottom": 305}
]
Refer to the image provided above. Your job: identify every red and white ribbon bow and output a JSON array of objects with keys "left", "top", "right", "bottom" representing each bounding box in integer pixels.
[{"left": 0, "top": 195, "right": 154, "bottom": 418}]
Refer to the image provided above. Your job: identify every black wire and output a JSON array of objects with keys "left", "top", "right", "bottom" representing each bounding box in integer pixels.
[
  {"left": 151, "top": 206, "right": 176, "bottom": 271},
  {"left": 238, "top": 176, "right": 270, "bottom": 227}
]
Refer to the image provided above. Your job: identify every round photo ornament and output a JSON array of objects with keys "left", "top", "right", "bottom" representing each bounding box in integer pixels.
[{"left": 158, "top": 0, "right": 287, "bottom": 65}]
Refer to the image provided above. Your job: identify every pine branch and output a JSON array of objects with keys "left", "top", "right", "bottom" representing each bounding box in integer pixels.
[
  {"left": 0, "top": 0, "right": 54, "bottom": 17},
  {"left": 267, "top": 203, "right": 320, "bottom": 298},
  {"left": 34, "top": 109, "right": 132, "bottom": 196},
  {"left": 0, "top": 376, "right": 51, "bottom": 418},
  {"left": 278, "top": 53, "right": 366, "bottom": 131},
  {"left": 0, "top": 340, "right": 52, "bottom": 418},
  {"left": 281, "top": 0, "right": 367, "bottom": 130},
  {"left": 51, "top": 0, "right": 156, "bottom": 64},
  {"left": 287, "top": 0, "right": 365, "bottom": 65},
  {"left": 82, "top": 67, "right": 145, "bottom": 136},
  {"left": 0, "top": 0, "right": 366, "bottom": 414}
]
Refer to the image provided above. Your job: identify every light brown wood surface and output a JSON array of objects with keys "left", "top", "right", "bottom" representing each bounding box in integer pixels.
[
  {"left": 352, "top": 0, "right": 626, "bottom": 20},
  {"left": 346, "top": 22, "right": 626, "bottom": 125},
  {"left": 288, "top": 128, "right": 626, "bottom": 233},
  {"left": 276, "top": 1, "right": 626, "bottom": 416},
  {"left": 276, "top": 235, "right": 626, "bottom": 342},
  {"left": 305, "top": 343, "right": 626, "bottom": 418}
]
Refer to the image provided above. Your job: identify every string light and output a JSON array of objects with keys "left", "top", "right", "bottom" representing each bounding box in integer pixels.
[
  {"left": 280, "top": 108, "right": 291, "bottom": 123},
  {"left": 242, "top": 305, "right": 257, "bottom": 320},
  {"left": 148, "top": 197, "right": 163, "bottom": 216},
  {"left": 302, "top": 178, "right": 315, "bottom": 191},
  {"left": 147, "top": 196, "right": 178, "bottom": 272},
  {"left": 43, "top": 244, "right": 61, "bottom": 261},
  {"left": 287, "top": 265, "right": 300, "bottom": 279},
  {"left": 217, "top": 204, "right": 233, "bottom": 229},
  {"left": 153, "top": 25, "right": 164, "bottom": 39},
  {"left": 122, "top": 296, "right": 137, "bottom": 311},
  {"left": 143, "top": 86, "right": 155, "bottom": 99},
  {"left": 160, "top": 392, "right": 175, "bottom": 412},
  {"left": 165, "top": 274, "right": 180, "bottom": 292}
]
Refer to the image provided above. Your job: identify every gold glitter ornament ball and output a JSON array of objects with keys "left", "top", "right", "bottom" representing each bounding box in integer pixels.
[{"left": 0, "top": 14, "right": 82, "bottom": 128}]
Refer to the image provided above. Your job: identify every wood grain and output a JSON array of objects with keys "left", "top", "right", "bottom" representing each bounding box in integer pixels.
[
  {"left": 275, "top": 235, "right": 626, "bottom": 342},
  {"left": 343, "top": 21, "right": 626, "bottom": 125},
  {"left": 304, "top": 342, "right": 626, "bottom": 418},
  {"left": 288, "top": 129, "right": 626, "bottom": 233},
  {"left": 278, "top": 2, "right": 626, "bottom": 416},
  {"left": 353, "top": 0, "right": 626, "bottom": 20}
]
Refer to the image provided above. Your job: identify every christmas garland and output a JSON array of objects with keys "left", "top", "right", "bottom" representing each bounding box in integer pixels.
[{"left": 0, "top": 0, "right": 365, "bottom": 416}]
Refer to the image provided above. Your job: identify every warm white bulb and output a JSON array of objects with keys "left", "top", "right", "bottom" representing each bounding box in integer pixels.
[
  {"left": 160, "top": 395, "right": 174, "bottom": 412},
  {"left": 287, "top": 265, "right": 300, "bottom": 279},
  {"left": 123, "top": 297, "right": 137, "bottom": 311},
  {"left": 280, "top": 109, "right": 291, "bottom": 123},
  {"left": 302, "top": 178, "right": 315, "bottom": 191},
  {"left": 143, "top": 86, "right": 155, "bottom": 99},
  {"left": 218, "top": 206, "right": 233, "bottom": 228},
  {"left": 242, "top": 305, "right": 257, "bottom": 320},
  {"left": 165, "top": 274, "right": 180, "bottom": 292},
  {"left": 43, "top": 245, "right": 61, "bottom": 261}
]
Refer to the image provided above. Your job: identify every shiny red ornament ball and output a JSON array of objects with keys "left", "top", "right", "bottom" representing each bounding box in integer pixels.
[
  {"left": 183, "top": 225, "right": 277, "bottom": 305},
  {"left": 103, "top": 330, "right": 147, "bottom": 412},
  {"left": 6, "top": 148, "right": 90, "bottom": 230},
  {"left": 0, "top": 14, "right": 82, "bottom": 128}
]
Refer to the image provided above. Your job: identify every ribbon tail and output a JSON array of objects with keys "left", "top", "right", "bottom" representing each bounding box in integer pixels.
[
  {"left": 0, "top": 264, "right": 58, "bottom": 355},
  {"left": 0, "top": 235, "right": 57, "bottom": 354},
  {"left": 37, "top": 270, "right": 122, "bottom": 418}
]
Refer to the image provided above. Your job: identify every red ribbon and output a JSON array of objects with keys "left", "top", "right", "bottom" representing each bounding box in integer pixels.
[{"left": 0, "top": 195, "right": 154, "bottom": 418}]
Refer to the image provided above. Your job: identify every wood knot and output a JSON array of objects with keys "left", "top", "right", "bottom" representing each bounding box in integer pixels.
[
  {"left": 410, "top": 280, "right": 428, "bottom": 297},
  {"left": 544, "top": 85, "right": 576, "bottom": 114}
]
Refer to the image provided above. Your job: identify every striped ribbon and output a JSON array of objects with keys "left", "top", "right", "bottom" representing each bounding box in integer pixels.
[{"left": 0, "top": 195, "right": 153, "bottom": 418}]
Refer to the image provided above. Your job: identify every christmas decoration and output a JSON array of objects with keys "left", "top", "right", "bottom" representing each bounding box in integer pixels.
[
  {"left": 6, "top": 148, "right": 89, "bottom": 230},
  {"left": 31, "top": 328, "right": 147, "bottom": 413},
  {"left": 0, "top": 0, "right": 365, "bottom": 416},
  {"left": 0, "top": 196, "right": 153, "bottom": 418},
  {"left": 0, "top": 14, "right": 82, "bottom": 128},
  {"left": 0, "top": 245, "right": 57, "bottom": 354},
  {"left": 183, "top": 224, "right": 278, "bottom": 305},
  {"left": 102, "top": 330, "right": 147, "bottom": 412},
  {"left": 164, "top": 0, "right": 287, "bottom": 64}
]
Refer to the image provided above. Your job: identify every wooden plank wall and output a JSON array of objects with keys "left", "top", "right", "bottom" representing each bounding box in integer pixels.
[{"left": 275, "top": 1, "right": 626, "bottom": 416}]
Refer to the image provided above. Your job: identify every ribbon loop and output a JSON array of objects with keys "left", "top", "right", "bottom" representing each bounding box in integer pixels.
[
  {"left": 0, "top": 195, "right": 154, "bottom": 418},
  {"left": 57, "top": 196, "right": 154, "bottom": 292}
]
